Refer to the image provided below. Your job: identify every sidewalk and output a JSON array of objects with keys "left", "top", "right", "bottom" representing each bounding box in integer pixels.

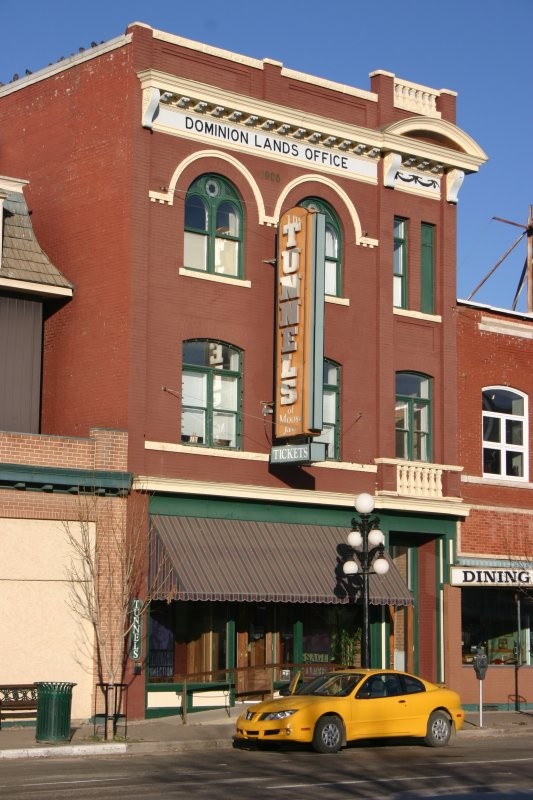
[{"left": 1, "top": 707, "right": 533, "bottom": 760}]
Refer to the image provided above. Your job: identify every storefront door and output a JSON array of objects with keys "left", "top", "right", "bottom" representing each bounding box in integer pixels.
[{"left": 236, "top": 605, "right": 277, "bottom": 696}]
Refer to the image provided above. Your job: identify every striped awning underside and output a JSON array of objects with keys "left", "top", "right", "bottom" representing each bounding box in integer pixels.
[{"left": 149, "top": 515, "right": 413, "bottom": 606}]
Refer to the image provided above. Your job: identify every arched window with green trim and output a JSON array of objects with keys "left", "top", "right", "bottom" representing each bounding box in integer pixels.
[
  {"left": 315, "top": 359, "right": 340, "bottom": 459},
  {"left": 184, "top": 175, "right": 244, "bottom": 277},
  {"left": 181, "top": 340, "right": 242, "bottom": 448},
  {"left": 395, "top": 372, "right": 432, "bottom": 461},
  {"left": 300, "top": 198, "right": 342, "bottom": 297}
]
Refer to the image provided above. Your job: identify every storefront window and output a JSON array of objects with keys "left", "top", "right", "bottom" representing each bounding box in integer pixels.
[
  {"left": 301, "top": 606, "right": 361, "bottom": 675},
  {"left": 461, "top": 588, "right": 532, "bottom": 665},
  {"left": 148, "top": 601, "right": 228, "bottom": 681}
]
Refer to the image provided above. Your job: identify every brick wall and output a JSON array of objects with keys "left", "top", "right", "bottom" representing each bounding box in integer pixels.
[
  {"left": 457, "top": 304, "right": 533, "bottom": 559},
  {"left": 0, "top": 428, "right": 127, "bottom": 472}
]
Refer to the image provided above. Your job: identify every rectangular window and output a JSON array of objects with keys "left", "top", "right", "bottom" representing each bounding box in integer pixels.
[
  {"left": 393, "top": 218, "right": 407, "bottom": 308},
  {"left": 181, "top": 371, "right": 207, "bottom": 443},
  {"left": 395, "top": 373, "right": 431, "bottom": 462},
  {"left": 214, "top": 238, "right": 239, "bottom": 276},
  {"left": 420, "top": 223, "right": 435, "bottom": 314},
  {"left": 461, "top": 588, "right": 531, "bottom": 666},
  {"left": 315, "top": 361, "right": 340, "bottom": 459},
  {"left": 395, "top": 401, "right": 409, "bottom": 459},
  {"left": 184, "top": 231, "right": 207, "bottom": 271}
]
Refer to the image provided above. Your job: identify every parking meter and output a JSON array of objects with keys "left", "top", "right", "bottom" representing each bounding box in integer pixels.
[{"left": 473, "top": 651, "right": 488, "bottom": 680}]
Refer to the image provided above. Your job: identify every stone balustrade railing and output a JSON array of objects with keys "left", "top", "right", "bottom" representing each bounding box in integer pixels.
[
  {"left": 394, "top": 79, "right": 440, "bottom": 118},
  {"left": 397, "top": 462, "right": 443, "bottom": 497},
  {"left": 376, "top": 458, "right": 463, "bottom": 500}
]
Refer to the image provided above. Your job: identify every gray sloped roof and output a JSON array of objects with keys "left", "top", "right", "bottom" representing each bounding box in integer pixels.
[{"left": 1, "top": 188, "right": 73, "bottom": 294}]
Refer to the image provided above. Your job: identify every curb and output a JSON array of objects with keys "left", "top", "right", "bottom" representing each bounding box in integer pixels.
[
  {"left": 0, "top": 743, "right": 127, "bottom": 760},
  {"left": 1, "top": 726, "right": 530, "bottom": 760},
  {"left": 0, "top": 737, "right": 235, "bottom": 760}
]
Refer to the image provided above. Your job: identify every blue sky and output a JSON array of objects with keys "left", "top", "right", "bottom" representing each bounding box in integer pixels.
[{"left": 1, "top": 0, "right": 530, "bottom": 310}]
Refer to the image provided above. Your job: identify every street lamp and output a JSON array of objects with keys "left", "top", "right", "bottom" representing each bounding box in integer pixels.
[{"left": 342, "top": 493, "right": 390, "bottom": 668}]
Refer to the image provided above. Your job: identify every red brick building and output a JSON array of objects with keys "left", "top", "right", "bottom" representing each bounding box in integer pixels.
[
  {"left": 0, "top": 22, "right": 494, "bottom": 719},
  {"left": 450, "top": 301, "right": 533, "bottom": 708}
]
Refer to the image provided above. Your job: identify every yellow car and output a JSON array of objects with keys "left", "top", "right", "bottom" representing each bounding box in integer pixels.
[{"left": 235, "top": 669, "right": 464, "bottom": 753}]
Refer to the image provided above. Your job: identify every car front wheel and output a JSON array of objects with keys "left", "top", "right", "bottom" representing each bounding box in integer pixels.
[
  {"left": 424, "top": 711, "right": 451, "bottom": 747},
  {"left": 312, "top": 715, "right": 344, "bottom": 753}
]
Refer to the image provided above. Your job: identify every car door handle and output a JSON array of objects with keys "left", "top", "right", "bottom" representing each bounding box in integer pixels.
[{"left": 398, "top": 699, "right": 406, "bottom": 704}]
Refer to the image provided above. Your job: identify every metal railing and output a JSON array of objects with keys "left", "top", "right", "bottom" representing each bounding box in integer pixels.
[{"left": 147, "top": 662, "right": 346, "bottom": 724}]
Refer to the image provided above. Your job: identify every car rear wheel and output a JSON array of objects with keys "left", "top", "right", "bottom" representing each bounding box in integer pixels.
[
  {"left": 312, "top": 715, "right": 344, "bottom": 753},
  {"left": 424, "top": 711, "right": 451, "bottom": 747}
]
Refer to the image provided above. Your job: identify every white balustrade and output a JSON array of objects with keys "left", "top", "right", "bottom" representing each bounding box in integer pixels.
[
  {"left": 394, "top": 80, "right": 440, "bottom": 118},
  {"left": 397, "top": 463, "right": 443, "bottom": 498}
]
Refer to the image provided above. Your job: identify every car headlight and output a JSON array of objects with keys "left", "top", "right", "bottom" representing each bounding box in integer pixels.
[{"left": 261, "top": 709, "right": 297, "bottom": 721}]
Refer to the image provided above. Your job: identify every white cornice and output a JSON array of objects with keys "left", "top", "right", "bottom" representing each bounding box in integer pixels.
[
  {"left": 479, "top": 315, "right": 533, "bottom": 339},
  {"left": 133, "top": 474, "right": 467, "bottom": 517},
  {"left": 134, "top": 476, "right": 370, "bottom": 507},
  {"left": 0, "top": 176, "right": 29, "bottom": 193},
  {"left": 144, "top": 440, "right": 376, "bottom": 472},
  {"left": 138, "top": 69, "right": 383, "bottom": 157},
  {"left": 0, "top": 278, "right": 73, "bottom": 297},
  {"left": 139, "top": 69, "right": 486, "bottom": 177}
]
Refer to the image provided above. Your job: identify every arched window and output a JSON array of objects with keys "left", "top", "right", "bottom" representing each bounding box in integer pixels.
[
  {"left": 482, "top": 387, "right": 527, "bottom": 479},
  {"left": 181, "top": 340, "right": 242, "bottom": 448},
  {"left": 184, "top": 175, "right": 244, "bottom": 277},
  {"left": 395, "top": 372, "right": 432, "bottom": 461},
  {"left": 300, "top": 198, "right": 342, "bottom": 297},
  {"left": 315, "top": 359, "right": 340, "bottom": 459}
]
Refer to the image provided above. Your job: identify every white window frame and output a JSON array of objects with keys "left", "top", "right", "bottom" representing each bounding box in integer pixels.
[{"left": 482, "top": 386, "right": 528, "bottom": 482}]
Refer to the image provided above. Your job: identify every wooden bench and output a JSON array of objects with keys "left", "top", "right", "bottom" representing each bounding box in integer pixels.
[{"left": 0, "top": 685, "right": 39, "bottom": 728}]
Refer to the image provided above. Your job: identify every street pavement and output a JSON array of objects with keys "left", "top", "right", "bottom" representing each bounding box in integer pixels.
[{"left": 1, "top": 705, "right": 533, "bottom": 760}]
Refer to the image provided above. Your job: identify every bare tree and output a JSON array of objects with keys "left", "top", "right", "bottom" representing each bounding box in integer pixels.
[{"left": 63, "top": 490, "right": 152, "bottom": 738}]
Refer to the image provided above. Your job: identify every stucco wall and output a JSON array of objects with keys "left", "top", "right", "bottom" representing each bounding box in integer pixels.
[{"left": 0, "top": 518, "right": 95, "bottom": 719}]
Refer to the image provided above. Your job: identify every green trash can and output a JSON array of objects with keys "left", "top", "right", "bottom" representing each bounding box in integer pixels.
[{"left": 35, "top": 682, "right": 76, "bottom": 743}]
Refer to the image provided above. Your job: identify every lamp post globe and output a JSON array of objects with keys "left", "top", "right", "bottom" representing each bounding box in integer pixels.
[
  {"left": 354, "top": 492, "right": 375, "bottom": 515},
  {"left": 373, "top": 557, "right": 390, "bottom": 575},
  {"left": 343, "top": 493, "right": 389, "bottom": 669}
]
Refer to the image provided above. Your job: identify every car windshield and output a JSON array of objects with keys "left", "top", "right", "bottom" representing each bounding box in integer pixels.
[{"left": 296, "top": 673, "right": 364, "bottom": 697}]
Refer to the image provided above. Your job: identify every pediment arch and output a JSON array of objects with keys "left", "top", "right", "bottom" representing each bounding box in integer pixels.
[{"left": 384, "top": 117, "right": 487, "bottom": 162}]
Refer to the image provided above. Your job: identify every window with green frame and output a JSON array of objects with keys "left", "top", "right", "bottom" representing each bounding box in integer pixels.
[
  {"left": 420, "top": 222, "right": 435, "bottom": 314},
  {"left": 184, "top": 175, "right": 244, "bottom": 277},
  {"left": 314, "top": 359, "right": 340, "bottom": 459},
  {"left": 181, "top": 340, "right": 241, "bottom": 448},
  {"left": 393, "top": 217, "right": 407, "bottom": 308},
  {"left": 300, "top": 198, "right": 342, "bottom": 297},
  {"left": 395, "top": 372, "right": 431, "bottom": 461}
]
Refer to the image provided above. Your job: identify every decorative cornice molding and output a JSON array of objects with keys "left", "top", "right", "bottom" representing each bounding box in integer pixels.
[
  {"left": 0, "top": 463, "right": 132, "bottom": 495},
  {"left": 139, "top": 69, "right": 380, "bottom": 164},
  {"left": 478, "top": 315, "right": 533, "bottom": 339},
  {"left": 134, "top": 473, "right": 467, "bottom": 517},
  {"left": 139, "top": 71, "right": 486, "bottom": 211}
]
